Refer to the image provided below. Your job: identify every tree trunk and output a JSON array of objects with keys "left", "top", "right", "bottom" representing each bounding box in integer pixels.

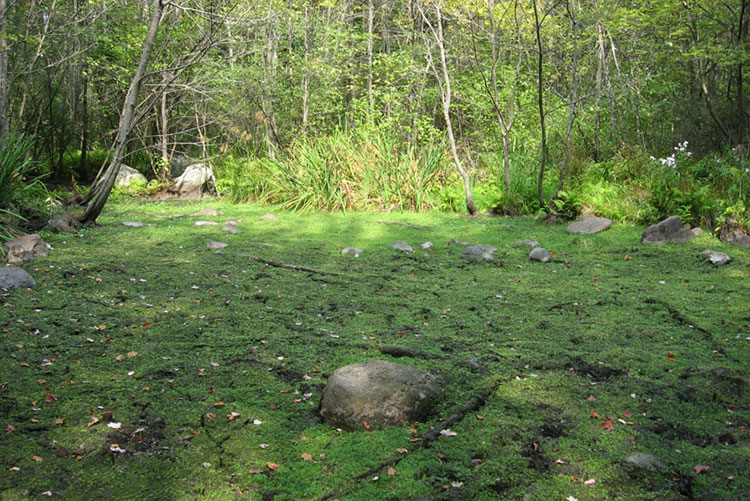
[
  {"left": 533, "top": 0, "right": 548, "bottom": 209},
  {"left": 557, "top": 0, "right": 579, "bottom": 196},
  {"left": 79, "top": 0, "right": 164, "bottom": 224}
]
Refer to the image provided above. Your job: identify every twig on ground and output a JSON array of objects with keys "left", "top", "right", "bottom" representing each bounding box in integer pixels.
[{"left": 244, "top": 255, "right": 340, "bottom": 276}]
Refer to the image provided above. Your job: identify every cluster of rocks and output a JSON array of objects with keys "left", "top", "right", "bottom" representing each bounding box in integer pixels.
[
  {"left": 116, "top": 160, "right": 217, "bottom": 199},
  {"left": 1, "top": 233, "right": 51, "bottom": 290}
]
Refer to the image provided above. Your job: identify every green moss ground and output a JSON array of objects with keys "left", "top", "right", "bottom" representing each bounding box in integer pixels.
[{"left": 1, "top": 199, "right": 748, "bottom": 500}]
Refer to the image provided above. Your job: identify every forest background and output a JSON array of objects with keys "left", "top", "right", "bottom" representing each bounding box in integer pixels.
[{"left": 0, "top": 0, "right": 748, "bottom": 233}]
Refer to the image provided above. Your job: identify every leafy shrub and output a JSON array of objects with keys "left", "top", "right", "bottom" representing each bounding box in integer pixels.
[{"left": 0, "top": 136, "right": 49, "bottom": 240}]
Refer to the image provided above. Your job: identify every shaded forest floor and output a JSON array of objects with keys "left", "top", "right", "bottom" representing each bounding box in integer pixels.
[{"left": 1, "top": 200, "right": 748, "bottom": 500}]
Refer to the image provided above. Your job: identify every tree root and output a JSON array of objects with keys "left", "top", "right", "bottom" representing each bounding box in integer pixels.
[{"left": 244, "top": 255, "right": 341, "bottom": 276}]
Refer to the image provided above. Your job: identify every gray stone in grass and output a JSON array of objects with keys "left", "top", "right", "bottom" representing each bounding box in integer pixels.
[
  {"left": 222, "top": 224, "right": 240, "bottom": 234},
  {"left": 702, "top": 250, "right": 731, "bottom": 266},
  {"left": 320, "top": 360, "right": 444, "bottom": 431},
  {"left": 642, "top": 216, "right": 693, "bottom": 244},
  {"left": 420, "top": 242, "right": 433, "bottom": 250},
  {"left": 391, "top": 241, "right": 414, "bottom": 253},
  {"left": 0, "top": 267, "right": 36, "bottom": 289},
  {"left": 515, "top": 238, "right": 540, "bottom": 249},
  {"left": 191, "top": 208, "right": 223, "bottom": 217},
  {"left": 691, "top": 227, "right": 704, "bottom": 238},
  {"left": 529, "top": 247, "right": 551, "bottom": 262},
  {"left": 225, "top": 218, "right": 243, "bottom": 225},
  {"left": 207, "top": 241, "right": 228, "bottom": 250},
  {"left": 719, "top": 218, "right": 750, "bottom": 248},
  {"left": 50, "top": 213, "right": 74, "bottom": 233},
  {"left": 194, "top": 221, "right": 219, "bottom": 226},
  {"left": 259, "top": 213, "right": 277, "bottom": 221},
  {"left": 122, "top": 221, "right": 145, "bottom": 227},
  {"left": 461, "top": 245, "right": 497, "bottom": 263},
  {"left": 114, "top": 164, "right": 146, "bottom": 186},
  {"left": 341, "top": 247, "right": 364, "bottom": 257},
  {"left": 446, "top": 238, "right": 470, "bottom": 246},
  {"left": 566, "top": 215, "right": 612, "bottom": 235},
  {"left": 3, "top": 234, "right": 51, "bottom": 265},
  {"left": 622, "top": 452, "right": 668, "bottom": 474}
]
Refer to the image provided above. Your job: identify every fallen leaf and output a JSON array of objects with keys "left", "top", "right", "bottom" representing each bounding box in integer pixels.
[
  {"left": 41, "top": 491, "right": 52, "bottom": 497},
  {"left": 141, "top": 322, "right": 152, "bottom": 328},
  {"left": 107, "top": 422, "right": 122, "bottom": 429},
  {"left": 587, "top": 394, "right": 596, "bottom": 401},
  {"left": 584, "top": 478, "right": 596, "bottom": 485},
  {"left": 363, "top": 421, "right": 371, "bottom": 430},
  {"left": 54, "top": 418, "right": 64, "bottom": 425},
  {"left": 127, "top": 351, "right": 138, "bottom": 358},
  {"left": 387, "top": 467, "right": 397, "bottom": 476},
  {"left": 590, "top": 410, "right": 600, "bottom": 419},
  {"left": 115, "top": 355, "right": 124, "bottom": 362},
  {"left": 213, "top": 401, "right": 225, "bottom": 407},
  {"left": 601, "top": 420, "right": 614, "bottom": 431},
  {"left": 32, "top": 456, "right": 43, "bottom": 463},
  {"left": 6, "top": 424, "right": 16, "bottom": 433},
  {"left": 266, "top": 462, "right": 279, "bottom": 470},
  {"left": 206, "top": 413, "right": 216, "bottom": 420},
  {"left": 202, "top": 462, "right": 212, "bottom": 468},
  {"left": 253, "top": 419, "right": 263, "bottom": 425},
  {"left": 44, "top": 393, "right": 57, "bottom": 403},
  {"left": 301, "top": 453, "right": 312, "bottom": 461},
  {"left": 440, "top": 429, "right": 457, "bottom": 436},
  {"left": 475, "top": 414, "right": 484, "bottom": 420},
  {"left": 667, "top": 353, "right": 676, "bottom": 361},
  {"left": 396, "top": 448, "right": 408, "bottom": 454},
  {"left": 87, "top": 417, "right": 100, "bottom": 427},
  {"left": 694, "top": 465, "right": 709, "bottom": 474},
  {"left": 227, "top": 412, "right": 240, "bottom": 421}
]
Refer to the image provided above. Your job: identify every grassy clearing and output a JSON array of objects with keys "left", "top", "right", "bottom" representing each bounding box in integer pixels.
[{"left": 1, "top": 199, "right": 748, "bottom": 500}]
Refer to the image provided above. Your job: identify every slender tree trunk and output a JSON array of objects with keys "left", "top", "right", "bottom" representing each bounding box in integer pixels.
[
  {"left": 533, "top": 0, "right": 548, "bottom": 209},
  {"left": 79, "top": 0, "right": 164, "bottom": 224},
  {"left": 0, "top": 0, "right": 8, "bottom": 148},
  {"left": 366, "top": 0, "right": 374, "bottom": 122},
  {"left": 421, "top": 2, "right": 476, "bottom": 215},
  {"left": 557, "top": 0, "right": 579, "bottom": 196},
  {"left": 79, "top": 69, "right": 89, "bottom": 176},
  {"left": 301, "top": 4, "right": 310, "bottom": 134}
]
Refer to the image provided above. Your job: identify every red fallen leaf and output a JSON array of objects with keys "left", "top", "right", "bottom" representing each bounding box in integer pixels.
[
  {"left": 587, "top": 394, "right": 596, "bottom": 401},
  {"left": 141, "top": 322, "right": 152, "bottom": 328},
  {"left": 190, "top": 430, "right": 199, "bottom": 436},
  {"left": 208, "top": 387, "right": 216, "bottom": 393},
  {"left": 667, "top": 353, "right": 676, "bottom": 361},
  {"left": 601, "top": 420, "right": 614, "bottom": 431},
  {"left": 694, "top": 465, "right": 710, "bottom": 474},
  {"left": 363, "top": 421, "right": 371, "bottom": 430},
  {"left": 6, "top": 424, "right": 16, "bottom": 433},
  {"left": 44, "top": 393, "right": 57, "bottom": 403},
  {"left": 622, "top": 412, "right": 631, "bottom": 417},
  {"left": 590, "top": 410, "right": 601, "bottom": 419},
  {"left": 266, "top": 462, "right": 279, "bottom": 470}
]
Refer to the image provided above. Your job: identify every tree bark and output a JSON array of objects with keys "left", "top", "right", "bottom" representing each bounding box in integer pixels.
[
  {"left": 533, "top": 0, "right": 548, "bottom": 209},
  {"left": 0, "top": 0, "right": 8, "bottom": 148},
  {"left": 79, "top": 0, "right": 164, "bottom": 224}
]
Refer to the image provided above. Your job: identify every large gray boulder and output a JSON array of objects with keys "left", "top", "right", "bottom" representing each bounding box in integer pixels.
[
  {"left": 702, "top": 250, "right": 731, "bottom": 266},
  {"left": 114, "top": 165, "right": 147, "bottom": 186},
  {"left": 172, "top": 164, "right": 216, "bottom": 198},
  {"left": 320, "top": 360, "right": 444, "bottom": 430},
  {"left": 567, "top": 215, "right": 612, "bottom": 235},
  {"left": 0, "top": 267, "right": 35, "bottom": 289},
  {"left": 461, "top": 244, "right": 497, "bottom": 262},
  {"left": 529, "top": 246, "right": 551, "bottom": 262},
  {"left": 719, "top": 218, "right": 750, "bottom": 248},
  {"left": 3, "top": 234, "right": 51, "bottom": 265},
  {"left": 642, "top": 216, "right": 693, "bottom": 244},
  {"left": 391, "top": 241, "right": 414, "bottom": 253}
]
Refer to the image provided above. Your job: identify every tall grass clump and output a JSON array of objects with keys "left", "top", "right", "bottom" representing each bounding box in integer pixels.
[
  {"left": 216, "top": 130, "right": 452, "bottom": 211},
  {"left": 0, "top": 136, "right": 48, "bottom": 240}
]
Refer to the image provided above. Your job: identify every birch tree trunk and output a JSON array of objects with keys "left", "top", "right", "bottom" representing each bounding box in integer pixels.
[{"left": 79, "top": 0, "right": 164, "bottom": 224}]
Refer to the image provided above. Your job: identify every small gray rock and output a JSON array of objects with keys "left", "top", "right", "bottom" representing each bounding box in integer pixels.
[
  {"left": 50, "top": 213, "right": 74, "bottom": 233},
  {"left": 0, "top": 267, "right": 35, "bottom": 289},
  {"left": 461, "top": 245, "right": 496, "bottom": 262},
  {"left": 515, "top": 238, "right": 540, "bottom": 249},
  {"left": 391, "top": 241, "right": 414, "bottom": 253},
  {"left": 122, "top": 221, "right": 145, "bottom": 227},
  {"left": 446, "top": 238, "right": 470, "bottom": 246},
  {"left": 194, "top": 221, "right": 219, "bottom": 226},
  {"left": 259, "top": 213, "right": 277, "bottom": 221},
  {"left": 207, "top": 241, "right": 228, "bottom": 250},
  {"left": 320, "top": 360, "right": 444, "bottom": 430},
  {"left": 420, "top": 242, "right": 433, "bottom": 250},
  {"left": 691, "top": 227, "right": 703, "bottom": 238},
  {"left": 222, "top": 224, "right": 240, "bottom": 234},
  {"left": 341, "top": 247, "right": 364, "bottom": 257},
  {"left": 622, "top": 452, "right": 668, "bottom": 473},
  {"left": 529, "top": 247, "right": 550, "bottom": 262},
  {"left": 567, "top": 215, "right": 612, "bottom": 235},
  {"left": 702, "top": 250, "right": 731, "bottom": 266},
  {"left": 191, "top": 208, "right": 223, "bottom": 217},
  {"left": 225, "top": 218, "right": 243, "bottom": 225}
]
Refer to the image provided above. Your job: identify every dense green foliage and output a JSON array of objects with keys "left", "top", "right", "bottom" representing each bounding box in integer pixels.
[
  {"left": 1, "top": 201, "right": 748, "bottom": 499},
  {"left": 0, "top": 0, "right": 748, "bottom": 226}
]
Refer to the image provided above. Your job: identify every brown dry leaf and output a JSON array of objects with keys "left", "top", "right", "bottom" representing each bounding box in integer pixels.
[
  {"left": 476, "top": 414, "right": 485, "bottom": 420},
  {"left": 6, "top": 424, "right": 16, "bottom": 432},
  {"left": 266, "top": 462, "right": 279, "bottom": 470},
  {"left": 301, "top": 453, "right": 313, "bottom": 461},
  {"left": 396, "top": 448, "right": 408, "bottom": 454},
  {"left": 127, "top": 351, "right": 138, "bottom": 358},
  {"left": 98, "top": 324, "right": 107, "bottom": 330},
  {"left": 227, "top": 412, "right": 240, "bottom": 421},
  {"left": 205, "top": 413, "right": 216, "bottom": 420},
  {"left": 32, "top": 456, "right": 43, "bottom": 463},
  {"left": 54, "top": 418, "right": 65, "bottom": 425},
  {"left": 387, "top": 467, "right": 397, "bottom": 476},
  {"left": 115, "top": 355, "right": 124, "bottom": 362},
  {"left": 87, "top": 417, "right": 100, "bottom": 427},
  {"left": 407, "top": 424, "right": 418, "bottom": 435},
  {"left": 213, "top": 401, "right": 225, "bottom": 407}
]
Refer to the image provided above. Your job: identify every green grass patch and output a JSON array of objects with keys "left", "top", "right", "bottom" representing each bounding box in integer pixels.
[{"left": 1, "top": 200, "right": 748, "bottom": 500}]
